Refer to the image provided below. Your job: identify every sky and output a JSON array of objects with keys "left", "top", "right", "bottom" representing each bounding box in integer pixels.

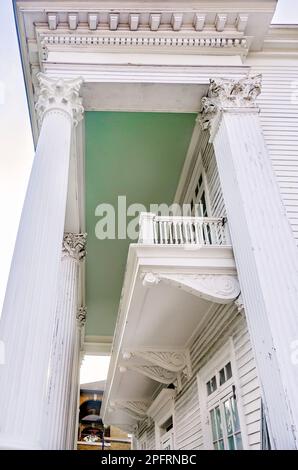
[
  {"left": 80, "top": 355, "right": 110, "bottom": 384},
  {"left": 0, "top": 0, "right": 297, "bottom": 383}
]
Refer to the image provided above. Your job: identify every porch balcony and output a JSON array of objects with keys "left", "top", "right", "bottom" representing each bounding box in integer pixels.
[
  {"left": 101, "top": 213, "right": 239, "bottom": 432},
  {"left": 138, "top": 212, "right": 231, "bottom": 247}
]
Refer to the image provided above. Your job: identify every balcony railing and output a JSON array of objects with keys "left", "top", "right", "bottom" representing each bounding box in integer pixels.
[{"left": 138, "top": 213, "right": 231, "bottom": 246}]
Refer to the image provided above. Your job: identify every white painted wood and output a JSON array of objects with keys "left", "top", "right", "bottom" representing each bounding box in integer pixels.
[
  {"left": 174, "top": 381, "right": 201, "bottom": 450},
  {"left": 138, "top": 212, "right": 156, "bottom": 244},
  {"left": 44, "top": 247, "right": 79, "bottom": 449},
  {"left": 0, "top": 74, "right": 83, "bottom": 449},
  {"left": 101, "top": 242, "right": 238, "bottom": 426},
  {"left": 136, "top": 305, "right": 262, "bottom": 450},
  {"left": 203, "top": 76, "right": 298, "bottom": 449},
  {"left": 43, "top": 234, "right": 86, "bottom": 450},
  {"left": 249, "top": 65, "right": 298, "bottom": 244},
  {"left": 201, "top": 133, "right": 226, "bottom": 218},
  {"left": 139, "top": 212, "right": 229, "bottom": 247}
]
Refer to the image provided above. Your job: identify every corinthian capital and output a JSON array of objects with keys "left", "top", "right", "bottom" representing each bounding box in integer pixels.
[
  {"left": 62, "top": 232, "right": 87, "bottom": 261},
  {"left": 77, "top": 307, "right": 87, "bottom": 327},
  {"left": 35, "top": 73, "right": 84, "bottom": 126},
  {"left": 200, "top": 74, "right": 262, "bottom": 131}
]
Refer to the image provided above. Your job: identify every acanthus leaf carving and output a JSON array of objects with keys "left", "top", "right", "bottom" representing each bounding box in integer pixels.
[
  {"left": 62, "top": 232, "right": 87, "bottom": 262},
  {"left": 35, "top": 73, "right": 84, "bottom": 126},
  {"left": 199, "top": 74, "right": 262, "bottom": 131},
  {"left": 76, "top": 306, "right": 87, "bottom": 328}
]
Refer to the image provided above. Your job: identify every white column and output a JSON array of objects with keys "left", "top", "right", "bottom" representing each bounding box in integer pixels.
[
  {"left": 66, "top": 308, "right": 87, "bottom": 450},
  {"left": 0, "top": 74, "right": 83, "bottom": 449},
  {"left": 200, "top": 75, "right": 298, "bottom": 449},
  {"left": 44, "top": 233, "right": 86, "bottom": 450}
]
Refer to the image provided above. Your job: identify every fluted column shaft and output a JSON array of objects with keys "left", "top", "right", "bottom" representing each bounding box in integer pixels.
[
  {"left": 201, "top": 75, "right": 298, "bottom": 449},
  {"left": 44, "top": 234, "right": 86, "bottom": 449},
  {"left": 0, "top": 74, "right": 83, "bottom": 449},
  {"left": 66, "top": 325, "right": 85, "bottom": 449}
]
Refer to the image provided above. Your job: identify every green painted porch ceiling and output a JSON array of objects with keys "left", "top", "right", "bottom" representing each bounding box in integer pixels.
[{"left": 85, "top": 112, "right": 196, "bottom": 337}]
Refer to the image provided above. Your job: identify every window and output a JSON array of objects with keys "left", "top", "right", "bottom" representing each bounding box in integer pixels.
[
  {"left": 159, "top": 416, "right": 174, "bottom": 450},
  {"left": 198, "top": 344, "right": 245, "bottom": 450},
  {"left": 209, "top": 396, "right": 243, "bottom": 450},
  {"left": 207, "top": 375, "right": 217, "bottom": 396},
  {"left": 207, "top": 362, "right": 232, "bottom": 396}
]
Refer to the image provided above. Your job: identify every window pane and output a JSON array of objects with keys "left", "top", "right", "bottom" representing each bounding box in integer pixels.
[
  {"left": 207, "top": 376, "right": 217, "bottom": 395},
  {"left": 226, "top": 362, "right": 232, "bottom": 380},
  {"left": 235, "top": 432, "right": 243, "bottom": 450},
  {"left": 215, "top": 406, "right": 223, "bottom": 439},
  {"left": 219, "top": 367, "right": 226, "bottom": 385},
  {"left": 213, "top": 441, "right": 219, "bottom": 450},
  {"left": 210, "top": 409, "right": 217, "bottom": 441},
  {"left": 231, "top": 396, "right": 240, "bottom": 432},
  {"left": 224, "top": 399, "right": 233, "bottom": 435},
  {"left": 211, "top": 376, "right": 217, "bottom": 393},
  {"left": 228, "top": 435, "right": 235, "bottom": 450},
  {"left": 218, "top": 439, "right": 225, "bottom": 450}
]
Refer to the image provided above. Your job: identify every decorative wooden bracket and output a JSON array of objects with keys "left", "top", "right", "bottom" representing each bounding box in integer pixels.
[
  {"left": 120, "top": 348, "right": 192, "bottom": 384},
  {"left": 119, "top": 364, "right": 177, "bottom": 385},
  {"left": 109, "top": 400, "right": 150, "bottom": 420},
  {"left": 142, "top": 272, "right": 240, "bottom": 304}
]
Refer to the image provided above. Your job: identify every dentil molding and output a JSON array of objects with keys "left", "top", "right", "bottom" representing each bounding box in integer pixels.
[
  {"left": 35, "top": 73, "right": 84, "bottom": 126},
  {"left": 62, "top": 232, "right": 87, "bottom": 261},
  {"left": 142, "top": 272, "right": 240, "bottom": 304},
  {"left": 39, "top": 34, "right": 249, "bottom": 61}
]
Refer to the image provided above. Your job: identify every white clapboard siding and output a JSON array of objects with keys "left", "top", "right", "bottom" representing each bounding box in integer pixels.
[
  {"left": 174, "top": 380, "right": 201, "bottom": 450},
  {"left": 232, "top": 320, "right": 261, "bottom": 449},
  {"left": 201, "top": 131, "right": 226, "bottom": 217},
  {"left": 136, "top": 309, "right": 261, "bottom": 450},
  {"left": 251, "top": 65, "right": 298, "bottom": 244},
  {"left": 147, "top": 422, "right": 156, "bottom": 450}
]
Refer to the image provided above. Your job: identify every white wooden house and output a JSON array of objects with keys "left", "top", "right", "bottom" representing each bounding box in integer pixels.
[{"left": 0, "top": 0, "right": 298, "bottom": 450}]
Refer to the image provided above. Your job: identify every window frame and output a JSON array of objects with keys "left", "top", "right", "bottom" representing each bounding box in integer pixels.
[{"left": 197, "top": 339, "right": 248, "bottom": 450}]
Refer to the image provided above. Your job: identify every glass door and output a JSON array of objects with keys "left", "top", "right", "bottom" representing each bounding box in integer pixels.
[{"left": 209, "top": 392, "right": 243, "bottom": 450}]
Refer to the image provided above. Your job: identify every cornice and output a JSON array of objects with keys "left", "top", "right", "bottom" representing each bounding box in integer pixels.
[
  {"left": 39, "top": 32, "right": 249, "bottom": 61},
  {"left": 16, "top": 1, "right": 277, "bottom": 15}
]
